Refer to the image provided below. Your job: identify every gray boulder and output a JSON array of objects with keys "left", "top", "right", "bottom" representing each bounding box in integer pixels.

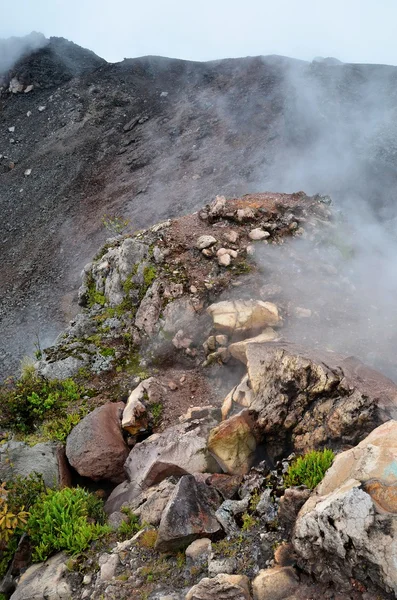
[
  {"left": 119, "top": 418, "right": 221, "bottom": 500},
  {"left": 0, "top": 441, "right": 71, "bottom": 488},
  {"left": 155, "top": 474, "right": 222, "bottom": 551},
  {"left": 10, "top": 553, "right": 71, "bottom": 600}
]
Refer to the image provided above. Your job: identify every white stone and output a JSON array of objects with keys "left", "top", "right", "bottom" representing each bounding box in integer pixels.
[
  {"left": 196, "top": 235, "right": 217, "bottom": 249},
  {"left": 249, "top": 228, "right": 270, "bottom": 241}
]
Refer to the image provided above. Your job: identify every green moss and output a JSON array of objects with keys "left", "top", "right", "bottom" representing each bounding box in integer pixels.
[
  {"left": 100, "top": 347, "right": 115, "bottom": 358},
  {"left": 149, "top": 402, "right": 163, "bottom": 427},
  {"left": 284, "top": 448, "right": 335, "bottom": 489},
  {"left": 143, "top": 265, "right": 157, "bottom": 287}
]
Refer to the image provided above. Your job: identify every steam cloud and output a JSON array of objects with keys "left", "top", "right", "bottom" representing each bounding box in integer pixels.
[
  {"left": 256, "top": 58, "right": 397, "bottom": 378},
  {"left": 0, "top": 31, "right": 47, "bottom": 76}
]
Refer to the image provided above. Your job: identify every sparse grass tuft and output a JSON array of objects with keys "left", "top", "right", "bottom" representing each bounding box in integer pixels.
[
  {"left": 284, "top": 448, "right": 335, "bottom": 490},
  {"left": 138, "top": 529, "right": 158, "bottom": 549}
]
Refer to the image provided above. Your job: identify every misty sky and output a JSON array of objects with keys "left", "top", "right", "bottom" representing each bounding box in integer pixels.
[{"left": 1, "top": 0, "right": 397, "bottom": 65}]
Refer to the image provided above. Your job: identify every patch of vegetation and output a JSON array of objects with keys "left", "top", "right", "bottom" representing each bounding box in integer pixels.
[
  {"left": 40, "top": 411, "right": 86, "bottom": 443},
  {"left": 149, "top": 402, "right": 163, "bottom": 427},
  {"left": 241, "top": 512, "right": 258, "bottom": 531},
  {"left": 101, "top": 213, "right": 130, "bottom": 235},
  {"left": 118, "top": 350, "right": 150, "bottom": 379},
  {"left": 284, "top": 448, "right": 335, "bottom": 489},
  {"left": 249, "top": 490, "right": 261, "bottom": 512},
  {"left": 28, "top": 487, "right": 110, "bottom": 562},
  {"left": 232, "top": 259, "right": 253, "bottom": 275},
  {"left": 0, "top": 474, "right": 46, "bottom": 577},
  {"left": 118, "top": 507, "right": 141, "bottom": 540},
  {"left": 138, "top": 529, "right": 158, "bottom": 549},
  {"left": 0, "top": 369, "right": 86, "bottom": 435},
  {"left": 100, "top": 347, "right": 115, "bottom": 358},
  {"left": 143, "top": 265, "right": 157, "bottom": 288}
]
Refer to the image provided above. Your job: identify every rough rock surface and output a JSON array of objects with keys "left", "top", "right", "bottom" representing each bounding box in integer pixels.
[
  {"left": 10, "top": 553, "right": 71, "bottom": 600},
  {"left": 0, "top": 441, "right": 70, "bottom": 488},
  {"left": 252, "top": 567, "right": 299, "bottom": 600},
  {"left": 246, "top": 341, "right": 397, "bottom": 458},
  {"left": 208, "top": 410, "right": 257, "bottom": 475},
  {"left": 108, "top": 478, "right": 176, "bottom": 524},
  {"left": 228, "top": 329, "right": 279, "bottom": 364},
  {"left": 186, "top": 574, "right": 251, "bottom": 600},
  {"left": 66, "top": 402, "right": 128, "bottom": 483},
  {"left": 155, "top": 474, "right": 222, "bottom": 551},
  {"left": 106, "top": 417, "right": 221, "bottom": 512},
  {"left": 207, "top": 300, "right": 281, "bottom": 336},
  {"left": 293, "top": 421, "right": 397, "bottom": 595}
]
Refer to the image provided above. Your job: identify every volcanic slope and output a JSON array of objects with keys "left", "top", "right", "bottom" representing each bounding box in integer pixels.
[{"left": 2, "top": 36, "right": 397, "bottom": 375}]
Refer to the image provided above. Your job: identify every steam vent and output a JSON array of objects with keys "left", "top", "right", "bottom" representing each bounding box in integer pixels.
[{"left": 3, "top": 31, "right": 397, "bottom": 600}]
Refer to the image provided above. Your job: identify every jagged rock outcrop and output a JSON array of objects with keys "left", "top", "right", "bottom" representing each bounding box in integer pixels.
[
  {"left": 231, "top": 341, "right": 397, "bottom": 459},
  {"left": 66, "top": 402, "right": 128, "bottom": 483},
  {"left": 208, "top": 410, "right": 257, "bottom": 475},
  {"left": 155, "top": 474, "right": 222, "bottom": 551},
  {"left": 293, "top": 421, "right": 397, "bottom": 595},
  {"left": 206, "top": 300, "right": 281, "bottom": 336}
]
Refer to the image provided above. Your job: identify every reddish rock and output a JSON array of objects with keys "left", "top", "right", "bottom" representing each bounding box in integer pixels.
[
  {"left": 206, "top": 473, "right": 243, "bottom": 499},
  {"left": 155, "top": 474, "right": 222, "bottom": 551},
  {"left": 65, "top": 402, "right": 129, "bottom": 483}
]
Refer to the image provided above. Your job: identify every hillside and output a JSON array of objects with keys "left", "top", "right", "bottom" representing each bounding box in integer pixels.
[{"left": 3, "top": 36, "right": 397, "bottom": 376}]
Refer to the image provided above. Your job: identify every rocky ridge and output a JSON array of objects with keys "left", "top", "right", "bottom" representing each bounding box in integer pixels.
[
  {"left": 2, "top": 193, "right": 397, "bottom": 599},
  {"left": 5, "top": 37, "right": 397, "bottom": 377}
]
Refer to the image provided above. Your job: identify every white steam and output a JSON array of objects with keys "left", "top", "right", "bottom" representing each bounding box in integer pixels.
[
  {"left": 256, "top": 58, "right": 397, "bottom": 379},
  {"left": 0, "top": 31, "right": 47, "bottom": 76}
]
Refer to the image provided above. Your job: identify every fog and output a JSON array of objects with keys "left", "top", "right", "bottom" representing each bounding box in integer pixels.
[
  {"left": 0, "top": 31, "right": 46, "bottom": 75},
  {"left": 253, "top": 58, "right": 397, "bottom": 378}
]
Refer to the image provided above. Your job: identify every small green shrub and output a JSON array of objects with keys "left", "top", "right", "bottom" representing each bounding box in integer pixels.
[
  {"left": 40, "top": 412, "right": 85, "bottom": 443},
  {"left": 241, "top": 512, "right": 257, "bottom": 531},
  {"left": 0, "top": 474, "right": 46, "bottom": 577},
  {"left": 6, "top": 473, "right": 46, "bottom": 514},
  {"left": 27, "top": 487, "right": 110, "bottom": 562},
  {"left": 118, "top": 507, "right": 141, "bottom": 539},
  {"left": 284, "top": 448, "right": 335, "bottom": 490},
  {"left": 0, "top": 372, "right": 85, "bottom": 434},
  {"left": 138, "top": 529, "right": 157, "bottom": 549},
  {"left": 101, "top": 213, "right": 130, "bottom": 235}
]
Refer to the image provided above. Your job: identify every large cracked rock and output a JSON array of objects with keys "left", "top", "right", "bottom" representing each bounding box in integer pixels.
[
  {"left": 155, "top": 474, "right": 222, "bottom": 551},
  {"left": 66, "top": 402, "right": 129, "bottom": 483},
  {"left": 106, "top": 417, "right": 221, "bottom": 512},
  {"left": 79, "top": 237, "right": 151, "bottom": 307},
  {"left": 208, "top": 410, "right": 257, "bottom": 475},
  {"left": 244, "top": 341, "right": 397, "bottom": 459},
  {"left": 0, "top": 441, "right": 70, "bottom": 488},
  {"left": 293, "top": 421, "right": 397, "bottom": 595},
  {"left": 207, "top": 300, "right": 281, "bottom": 336}
]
